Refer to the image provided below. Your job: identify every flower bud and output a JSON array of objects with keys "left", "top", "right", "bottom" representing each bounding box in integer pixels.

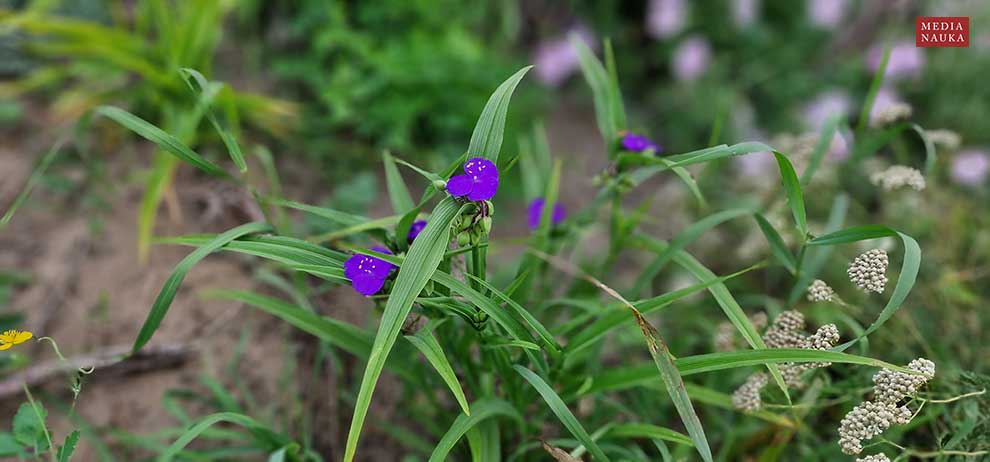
[
  {"left": 480, "top": 216, "right": 493, "bottom": 234},
  {"left": 433, "top": 179, "right": 448, "bottom": 190},
  {"left": 457, "top": 231, "right": 471, "bottom": 247}
]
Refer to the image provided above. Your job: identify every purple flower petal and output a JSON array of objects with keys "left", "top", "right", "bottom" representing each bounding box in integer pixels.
[
  {"left": 351, "top": 273, "right": 387, "bottom": 296},
  {"left": 406, "top": 220, "right": 427, "bottom": 243},
  {"left": 446, "top": 174, "right": 473, "bottom": 197},
  {"left": 367, "top": 246, "right": 394, "bottom": 278},
  {"left": 621, "top": 133, "right": 660, "bottom": 153},
  {"left": 527, "top": 198, "right": 566, "bottom": 230},
  {"left": 463, "top": 158, "right": 497, "bottom": 177},
  {"left": 343, "top": 255, "right": 365, "bottom": 280},
  {"left": 467, "top": 174, "right": 499, "bottom": 201}
]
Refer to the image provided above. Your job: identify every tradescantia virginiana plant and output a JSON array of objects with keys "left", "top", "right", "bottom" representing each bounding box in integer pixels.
[{"left": 88, "top": 43, "right": 949, "bottom": 461}]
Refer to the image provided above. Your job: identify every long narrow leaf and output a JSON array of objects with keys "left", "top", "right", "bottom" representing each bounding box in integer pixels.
[
  {"left": 808, "top": 226, "right": 921, "bottom": 349},
  {"left": 133, "top": 222, "right": 272, "bottom": 352},
  {"left": 344, "top": 197, "right": 463, "bottom": 462},
  {"left": 428, "top": 398, "right": 521, "bottom": 462},
  {"left": 514, "top": 366, "right": 611, "bottom": 462},
  {"left": 94, "top": 106, "right": 227, "bottom": 177},
  {"left": 468, "top": 66, "right": 532, "bottom": 163},
  {"left": 406, "top": 325, "right": 471, "bottom": 416}
]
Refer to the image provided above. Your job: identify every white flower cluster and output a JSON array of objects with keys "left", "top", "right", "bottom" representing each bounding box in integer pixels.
[
  {"left": 763, "top": 310, "right": 807, "bottom": 349},
  {"left": 732, "top": 312, "right": 840, "bottom": 409},
  {"left": 807, "top": 279, "right": 835, "bottom": 302},
  {"left": 847, "top": 249, "right": 889, "bottom": 293},
  {"left": 713, "top": 312, "right": 767, "bottom": 352},
  {"left": 781, "top": 323, "right": 841, "bottom": 388},
  {"left": 870, "top": 165, "right": 926, "bottom": 191},
  {"left": 731, "top": 372, "right": 768, "bottom": 412},
  {"left": 839, "top": 401, "right": 912, "bottom": 454},
  {"left": 873, "top": 358, "right": 936, "bottom": 404},
  {"left": 870, "top": 102, "right": 913, "bottom": 127},
  {"left": 925, "top": 129, "right": 961, "bottom": 150},
  {"left": 856, "top": 452, "right": 891, "bottom": 461},
  {"left": 838, "top": 358, "right": 935, "bottom": 455}
]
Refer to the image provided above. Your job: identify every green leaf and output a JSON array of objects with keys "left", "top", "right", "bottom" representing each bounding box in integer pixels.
[
  {"left": 773, "top": 152, "right": 807, "bottom": 237},
  {"left": 57, "top": 430, "right": 80, "bottom": 462},
  {"left": 0, "top": 432, "right": 22, "bottom": 456},
  {"left": 179, "top": 68, "right": 246, "bottom": 172},
  {"left": 13, "top": 402, "right": 47, "bottom": 449},
  {"left": 606, "top": 423, "right": 692, "bottom": 447},
  {"left": 513, "top": 366, "right": 611, "bottom": 462},
  {"left": 405, "top": 321, "right": 471, "bottom": 416},
  {"left": 573, "top": 36, "right": 621, "bottom": 152},
  {"left": 204, "top": 290, "right": 372, "bottom": 361},
  {"left": 911, "top": 124, "right": 938, "bottom": 175},
  {"left": 464, "top": 274, "right": 560, "bottom": 353},
  {"left": 800, "top": 114, "right": 841, "bottom": 184},
  {"left": 383, "top": 150, "right": 415, "bottom": 215},
  {"left": 428, "top": 398, "right": 521, "bottom": 462},
  {"left": 638, "top": 235, "right": 790, "bottom": 401},
  {"left": 344, "top": 197, "right": 463, "bottom": 462},
  {"left": 0, "top": 138, "right": 64, "bottom": 230},
  {"left": 468, "top": 66, "right": 532, "bottom": 163},
  {"left": 754, "top": 213, "right": 797, "bottom": 273},
  {"left": 631, "top": 207, "right": 755, "bottom": 295},
  {"left": 133, "top": 222, "right": 272, "bottom": 352},
  {"left": 808, "top": 226, "right": 921, "bottom": 350},
  {"left": 94, "top": 106, "right": 227, "bottom": 177},
  {"left": 584, "top": 349, "right": 909, "bottom": 393},
  {"left": 857, "top": 44, "right": 891, "bottom": 134},
  {"left": 158, "top": 412, "right": 288, "bottom": 462},
  {"left": 270, "top": 198, "right": 366, "bottom": 227},
  {"left": 568, "top": 264, "right": 759, "bottom": 355}
]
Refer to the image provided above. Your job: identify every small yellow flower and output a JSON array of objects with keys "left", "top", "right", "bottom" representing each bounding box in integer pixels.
[{"left": 0, "top": 329, "right": 33, "bottom": 350}]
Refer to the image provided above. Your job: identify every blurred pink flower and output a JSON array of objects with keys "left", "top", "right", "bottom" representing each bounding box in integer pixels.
[
  {"left": 736, "top": 149, "right": 776, "bottom": 176},
  {"left": 950, "top": 150, "right": 990, "bottom": 186},
  {"left": 732, "top": 0, "right": 760, "bottom": 28},
  {"left": 647, "top": 0, "right": 687, "bottom": 39},
  {"left": 532, "top": 27, "right": 596, "bottom": 86},
  {"left": 868, "top": 41, "right": 925, "bottom": 80},
  {"left": 868, "top": 87, "right": 904, "bottom": 124},
  {"left": 672, "top": 36, "right": 712, "bottom": 81},
  {"left": 827, "top": 132, "right": 850, "bottom": 161},
  {"left": 803, "top": 90, "right": 851, "bottom": 130},
  {"left": 807, "top": 0, "right": 848, "bottom": 28}
]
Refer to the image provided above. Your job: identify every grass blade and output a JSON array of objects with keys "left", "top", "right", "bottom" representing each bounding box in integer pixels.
[
  {"left": 383, "top": 150, "right": 415, "bottom": 215},
  {"left": 808, "top": 226, "right": 921, "bottom": 349},
  {"left": 631, "top": 207, "right": 755, "bottom": 295},
  {"left": 607, "top": 423, "right": 692, "bottom": 447},
  {"left": 157, "top": 412, "right": 287, "bottom": 462},
  {"left": 531, "top": 251, "right": 713, "bottom": 462},
  {"left": 405, "top": 321, "right": 471, "bottom": 416},
  {"left": 514, "top": 366, "right": 611, "bottom": 462},
  {"left": 94, "top": 106, "right": 227, "bottom": 177},
  {"left": 132, "top": 222, "right": 272, "bottom": 352},
  {"left": 468, "top": 66, "right": 532, "bottom": 163},
  {"left": 428, "top": 398, "right": 521, "bottom": 462},
  {"left": 773, "top": 152, "right": 807, "bottom": 238},
  {"left": 344, "top": 197, "right": 463, "bottom": 462},
  {"left": 1, "top": 138, "right": 64, "bottom": 230},
  {"left": 179, "top": 68, "right": 246, "bottom": 172},
  {"left": 754, "top": 213, "right": 797, "bottom": 273}
]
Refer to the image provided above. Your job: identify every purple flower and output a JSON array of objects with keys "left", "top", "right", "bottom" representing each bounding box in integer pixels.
[
  {"left": 807, "top": 0, "right": 848, "bottom": 29},
  {"left": 527, "top": 198, "right": 566, "bottom": 230},
  {"left": 344, "top": 246, "right": 395, "bottom": 296},
  {"left": 672, "top": 35, "right": 712, "bottom": 81},
  {"left": 533, "top": 26, "right": 595, "bottom": 86},
  {"left": 406, "top": 220, "right": 427, "bottom": 243},
  {"left": 802, "top": 90, "right": 851, "bottom": 130},
  {"left": 950, "top": 150, "right": 990, "bottom": 186},
  {"left": 446, "top": 157, "right": 499, "bottom": 201},
  {"left": 732, "top": 0, "right": 760, "bottom": 28},
  {"left": 647, "top": 0, "right": 687, "bottom": 39},
  {"left": 868, "top": 41, "right": 925, "bottom": 81},
  {"left": 621, "top": 133, "right": 661, "bottom": 153}
]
